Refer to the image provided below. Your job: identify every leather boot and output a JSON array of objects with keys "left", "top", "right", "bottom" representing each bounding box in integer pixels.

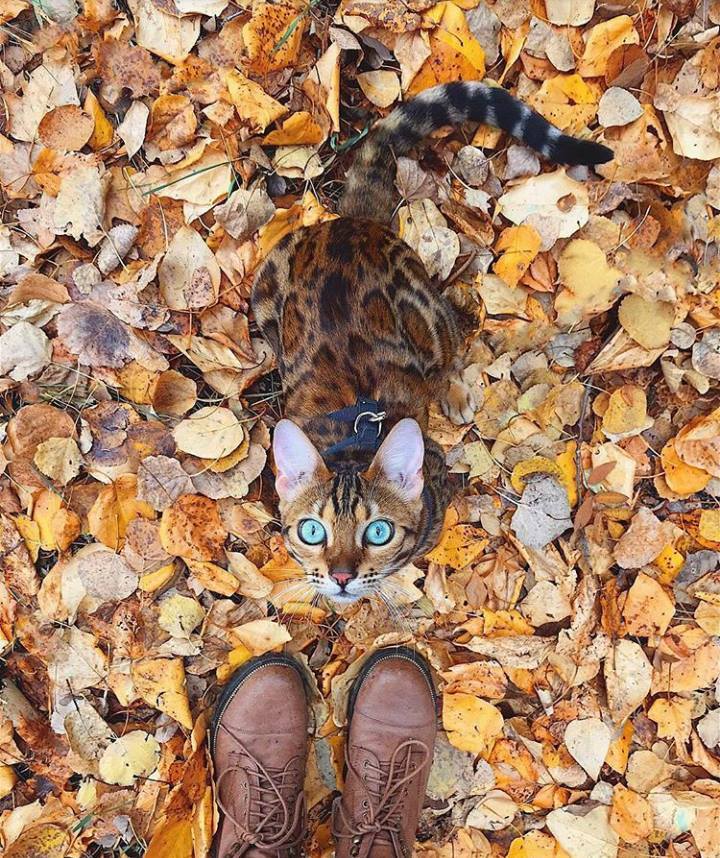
[
  {"left": 333, "top": 646, "right": 437, "bottom": 858},
  {"left": 210, "top": 653, "right": 309, "bottom": 857}
]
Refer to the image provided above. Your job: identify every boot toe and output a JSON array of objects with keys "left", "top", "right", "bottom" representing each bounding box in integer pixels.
[{"left": 351, "top": 649, "right": 436, "bottom": 730}]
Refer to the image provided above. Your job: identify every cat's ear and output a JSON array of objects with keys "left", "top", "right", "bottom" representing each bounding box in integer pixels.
[
  {"left": 273, "top": 419, "right": 329, "bottom": 503},
  {"left": 367, "top": 418, "right": 424, "bottom": 502}
]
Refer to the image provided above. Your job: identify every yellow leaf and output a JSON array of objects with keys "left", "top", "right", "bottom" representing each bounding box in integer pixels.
[
  {"left": 158, "top": 592, "right": 205, "bottom": 639},
  {"left": 602, "top": 385, "right": 651, "bottom": 440},
  {"left": 258, "top": 191, "right": 336, "bottom": 258},
  {"left": 185, "top": 559, "right": 239, "bottom": 596},
  {"left": 425, "top": 524, "right": 488, "bottom": 570},
  {"left": 529, "top": 74, "right": 602, "bottom": 132},
  {"left": 242, "top": 0, "right": 305, "bottom": 75},
  {"left": 661, "top": 439, "right": 711, "bottom": 495},
  {"left": 33, "top": 490, "right": 81, "bottom": 552},
  {"left": 556, "top": 239, "right": 623, "bottom": 326},
  {"left": 0, "top": 762, "right": 17, "bottom": 798},
  {"left": 493, "top": 225, "right": 541, "bottom": 288},
  {"left": 609, "top": 784, "right": 653, "bottom": 843},
  {"left": 98, "top": 730, "right": 161, "bottom": 786},
  {"left": 264, "top": 111, "right": 325, "bottom": 145},
  {"left": 232, "top": 619, "right": 291, "bottom": 655},
  {"left": 159, "top": 494, "right": 228, "bottom": 562},
  {"left": 84, "top": 89, "right": 114, "bottom": 150},
  {"left": 139, "top": 563, "right": 176, "bottom": 592},
  {"left": 33, "top": 436, "right": 82, "bottom": 485},
  {"left": 647, "top": 697, "right": 694, "bottom": 742},
  {"left": 15, "top": 514, "right": 41, "bottom": 561},
  {"left": 509, "top": 830, "right": 568, "bottom": 858},
  {"left": 407, "top": 2, "right": 485, "bottom": 96},
  {"left": 510, "top": 456, "right": 564, "bottom": 494},
  {"left": 224, "top": 69, "right": 287, "bottom": 132},
  {"left": 4, "top": 823, "right": 70, "bottom": 858},
  {"left": 699, "top": 509, "right": 720, "bottom": 543},
  {"left": 132, "top": 658, "right": 193, "bottom": 729},
  {"left": 654, "top": 544, "right": 684, "bottom": 584},
  {"left": 217, "top": 643, "right": 253, "bottom": 684},
  {"left": 88, "top": 474, "right": 155, "bottom": 551},
  {"left": 577, "top": 15, "right": 640, "bottom": 77},
  {"left": 618, "top": 294, "right": 675, "bottom": 350},
  {"left": 606, "top": 721, "right": 633, "bottom": 774},
  {"left": 443, "top": 693, "right": 503, "bottom": 756},
  {"left": 145, "top": 818, "right": 193, "bottom": 858},
  {"left": 555, "top": 442, "right": 578, "bottom": 507}
]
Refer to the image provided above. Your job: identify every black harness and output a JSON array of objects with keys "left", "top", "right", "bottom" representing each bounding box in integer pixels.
[{"left": 322, "top": 397, "right": 387, "bottom": 458}]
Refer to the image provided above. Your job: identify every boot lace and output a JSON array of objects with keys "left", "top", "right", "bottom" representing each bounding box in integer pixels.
[
  {"left": 333, "top": 739, "right": 430, "bottom": 858},
  {"left": 216, "top": 725, "right": 305, "bottom": 857}
]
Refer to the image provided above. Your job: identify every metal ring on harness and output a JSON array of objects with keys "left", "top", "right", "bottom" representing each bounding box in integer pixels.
[{"left": 353, "top": 410, "right": 386, "bottom": 436}]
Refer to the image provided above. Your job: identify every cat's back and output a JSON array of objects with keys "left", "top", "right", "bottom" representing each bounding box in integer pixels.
[
  {"left": 253, "top": 217, "right": 461, "bottom": 365},
  {"left": 251, "top": 217, "right": 463, "bottom": 424}
]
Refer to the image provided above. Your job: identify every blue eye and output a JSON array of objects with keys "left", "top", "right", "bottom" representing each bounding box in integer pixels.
[
  {"left": 364, "top": 519, "right": 394, "bottom": 546},
  {"left": 298, "top": 518, "right": 326, "bottom": 545}
]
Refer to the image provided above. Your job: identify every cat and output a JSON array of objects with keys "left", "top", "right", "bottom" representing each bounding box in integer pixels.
[{"left": 251, "top": 80, "right": 612, "bottom": 605}]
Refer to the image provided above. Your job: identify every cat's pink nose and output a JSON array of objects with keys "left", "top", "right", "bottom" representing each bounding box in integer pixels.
[{"left": 330, "top": 570, "right": 354, "bottom": 588}]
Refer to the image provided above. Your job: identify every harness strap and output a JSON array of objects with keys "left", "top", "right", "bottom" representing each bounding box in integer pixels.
[{"left": 323, "top": 398, "right": 387, "bottom": 457}]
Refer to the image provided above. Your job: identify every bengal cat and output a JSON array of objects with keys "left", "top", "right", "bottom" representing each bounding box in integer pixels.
[{"left": 251, "top": 81, "right": 612, "bottom": 604}]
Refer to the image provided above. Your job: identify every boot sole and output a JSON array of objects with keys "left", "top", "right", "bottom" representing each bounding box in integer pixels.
[
  {"left": 209, "top": 652, "right": 307, "bottom": 758},
  {"left": 346, "top": 645, "right": 438, "bottom": 725}
]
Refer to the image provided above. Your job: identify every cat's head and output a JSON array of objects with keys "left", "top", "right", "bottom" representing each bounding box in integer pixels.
[{"left": 273, "top": 418, "right": 426, "bottom": 604}]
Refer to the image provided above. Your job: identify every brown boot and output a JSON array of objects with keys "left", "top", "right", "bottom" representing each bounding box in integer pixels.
[
  {"left": 333, "top": 646, "right": 437, "bottom": 858},
  {"left": 210, "top": 654, "right": 308, "bottom": 857}
]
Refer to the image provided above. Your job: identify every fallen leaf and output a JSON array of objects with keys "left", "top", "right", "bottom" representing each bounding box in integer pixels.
[
  {"left": 173, "top": 406, "right": 244, "bottom": 459},
  {"left": 98, "top": 731, "right": 161, "bottom": 786},
  {"left": 132, "top": 658, "right": 193, "bottom": 728},
  {"left": 546, "top": 806, "right": 618, "bottom": 858},
  {"left": 609, "top": 784, "right": 653, "bottom": 843},
  {"left": 443, "top": 693, "right": 504, "bottom": 756},
  {"left": 564, "top": 718, "right": 611, "bottom": 779},
  {"left": 160, "top": 494, "right": 228, "bottom": 561}
]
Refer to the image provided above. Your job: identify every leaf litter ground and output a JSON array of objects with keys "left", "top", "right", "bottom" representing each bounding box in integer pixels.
[{"left": 1, "top": 0, "right": 720, "bottom": 856}]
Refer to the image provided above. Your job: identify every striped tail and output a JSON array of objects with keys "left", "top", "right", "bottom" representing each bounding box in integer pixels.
[{"left": 340, "top": 81, "right": 613, "bottom": 223}]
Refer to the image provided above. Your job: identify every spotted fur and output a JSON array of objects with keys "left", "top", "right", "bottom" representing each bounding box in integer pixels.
[{"left": 252, "top": 82, "right": 613, "bottom": 604}]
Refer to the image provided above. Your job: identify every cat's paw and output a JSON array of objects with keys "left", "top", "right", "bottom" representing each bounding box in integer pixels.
[{"left": 442, "top": 377, "right": 477, "bottom": 425}]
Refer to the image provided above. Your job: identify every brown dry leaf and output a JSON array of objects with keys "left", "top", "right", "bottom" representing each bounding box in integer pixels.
[
  {"left": 150, "top": 369, "right": 197, "bottom": 417},
  {"left": 604, "top": 639, "right": 652, "bottom": 723},
  {"left": 159, "top": 494, "right": 228, "bottom": 561},
  {"left": 439, "top": 661, "right": 507, "bottom": 700},
  {"left": 0, "top": 514, "right": 40, "bottom": 598},
  {"left": 3, "top": 0, "right": 720, "bottom": 849},
  {"left": 137, "top": 455, "right": 195, "bottom": 511},
  {"left": 158, "top": 226, "right": 221, "bottom": 312},
  {"left": 614, "top": 508, "right": 674, "bottom": 569}
]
